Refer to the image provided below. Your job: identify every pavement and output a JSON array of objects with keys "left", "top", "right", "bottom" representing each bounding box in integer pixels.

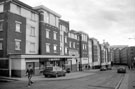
[
  {"left": 0, "top": 69, "right": 99, "bottom": 82},
  {"left": 119, "top": 69, "right": 135, "bottom": 89}
]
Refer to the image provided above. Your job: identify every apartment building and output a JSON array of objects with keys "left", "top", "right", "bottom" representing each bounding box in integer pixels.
[
  {"left": 91, "top": 38, "right": 101, "bottom": 68},
  {"left": 77, "top": 32, "right": 89, "bottom": 70},
  {"left": 103, "top": 42, "right": 111, "bottom": 67},
  {"left": 120, "top": 47, "right": 128, "bottom": 65},
  {"left": 59, "top": 19, "right": 79, "bottom": 71},
  {"left": 128, "top": 47, "right": 135, "bottom": 68},
  {"left": 100, "top": 44, "right": 106, "bottom": 66},
  {"left": 88, "top": 39, "right": 93, "bottom": 68},
  {"left": 68, "top": 30, "right": 80, "bottom": 71},
  {"left": 0, "top": 0, "right": 39, "bottom": 77}
]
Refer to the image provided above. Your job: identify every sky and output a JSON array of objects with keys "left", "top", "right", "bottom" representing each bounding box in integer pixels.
[{"left": 20, "top": 0, "right": 135, "bottom": 46}]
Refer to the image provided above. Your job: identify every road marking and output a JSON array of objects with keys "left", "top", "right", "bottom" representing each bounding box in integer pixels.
[{"left": 115, "top": 75, "right": 124, "bottom": 89}]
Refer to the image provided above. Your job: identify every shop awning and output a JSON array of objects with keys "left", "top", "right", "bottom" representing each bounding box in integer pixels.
[{"left": 10, "top": 54, "right": 79, "bottom": 59}]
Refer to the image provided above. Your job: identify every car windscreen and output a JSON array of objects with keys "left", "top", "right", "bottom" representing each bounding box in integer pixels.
[{"left": 45, "top": 67, "right": 53, "bottom": 71}]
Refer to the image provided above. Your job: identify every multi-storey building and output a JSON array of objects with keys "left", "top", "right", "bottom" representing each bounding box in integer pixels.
[
  {"left": 111, "top": 45, "right": 128, "bottom": 65},
  {"left": 128, "top": 46, "right": 135, "bottom": 68},
  {"left": 77, "top": 32, "right": 89, "bottom": 70},
  {"left": 114, "top": 48, "right": 121, "bottom": 64},
  {"left": 100, "top": 44, "right": 106, "bottom": 67},
  {"left": 91, "top": 38, "right": 101, "bottom": 68},
  {"left": 120, "top": 47, "right": 128, "bottom": 65},
  {"left": 88, "top": 39, "right": 93, "bottom": 68},
  {"left": 34, "top": 5, "right": 63, "bottom": 69},
  {"left": 0, "top": 0, "right": 39, "bottom": 77},
  {"left": 103, "top": 42, "right": 111, "bottom": 67},
  {"left": 68, "top": 30, "right": 80, "bottom": 71},
  {"left": 59, "top": 19, "right": 79, "bottom": 71}
]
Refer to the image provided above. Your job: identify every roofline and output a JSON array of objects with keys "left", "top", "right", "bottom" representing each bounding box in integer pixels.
[
  {"left": 11, "top": 0, "right": 39, "bottom": 14},
  {"left": 34, "top": 5, "right": 61, "bottom": 18}
]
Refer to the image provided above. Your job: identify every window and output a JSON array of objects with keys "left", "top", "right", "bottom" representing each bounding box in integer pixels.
[
  {"left": 46, "top": 29, "right": 50, "bottom": 38},
  {"left": 53, "top": 31, "right": 57, "bottom": 40},
  {"left": 46, "top": 43, "right": 50, "bottom": 53},
  {"left": 69, "top": 41, "right": 72, "bottom": 48},
  {"left": 60, "top": 35, "right": 62, "bottom": 42},
  {"left": 15, "top": 21, "right": 21, "bottom": 32},
  {"left": 0, "top": 22, "right": 3, "bottom": 31},
  {"left": 44, "top": 11, "right": 49, "bottom": 23},
  {"left": 16, "top": 5, "right": 21, "bottom": 15},
  {"left": 30, "top": 42, "right": 35, "bottom": 53},
  {"left": 54, "top": 44, "right": 57, "bottom": 53},
  {"left": 50, "top": 14, "right": 55, "bottom": 26},
  {"left": 83, "top": 44, "right": 85, "bottom": 50},
  {"left": 15, "top": 39, "right": 21, "bottom": 50},
  {"left": 73, "top": 42, "right": 75, "bottom": 48},
  {"left": 0, "top": 4, "right": 3, "bottom": 12},
  {"left": 30, "top": 27, "right": 35, "bottom": 36},
  {"left": 65, "top": 47, "right": 68, "bottom": 54},
  {"left": 65, "top": 36, "right": 67, "bottom": 43},
  {"left": 0, "top": 42, "right": 2, "bottom": 50},
  {"left": 31, "top": 12, "right": 35, "bottom": 20}
]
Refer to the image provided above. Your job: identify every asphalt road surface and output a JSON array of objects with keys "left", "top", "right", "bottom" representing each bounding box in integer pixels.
[{"left": 0, "top": 69, "right": 125, "bottom": 89}]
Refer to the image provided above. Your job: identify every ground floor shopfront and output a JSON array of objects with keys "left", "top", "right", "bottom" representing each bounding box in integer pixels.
[{"left": 0, "top": 55, "right": 79, "bottom": 77}]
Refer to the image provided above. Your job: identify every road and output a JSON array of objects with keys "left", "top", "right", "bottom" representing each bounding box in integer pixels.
[{"left": 0, "top": 69, "right": 125, "bottom": 89}]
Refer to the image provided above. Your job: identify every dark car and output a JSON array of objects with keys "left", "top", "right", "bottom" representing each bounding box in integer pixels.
[
  {"left": 107, "top": 66, "right": 112, "bottom": 70},
  {"left": 43, "top": 66, "right": 66, "bottom": 78},
  {"left": 117, "top": 66, "right": 126, "bottom": 73},
  {"left": 100, "top": 66, "right": 107, "bottom": 71}
]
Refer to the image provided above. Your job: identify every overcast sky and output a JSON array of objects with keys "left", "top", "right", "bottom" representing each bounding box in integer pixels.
[{"left": 20, "top": 0, "right": 135, "bottom": 46}]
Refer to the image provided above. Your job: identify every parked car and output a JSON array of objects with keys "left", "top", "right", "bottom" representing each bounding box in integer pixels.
[
  {"left": 66, "top": 68, "right": 71, "bottom": 73},
  {"left": 43, "top": 66, "right": 66, "bottom": 78},
  {"left": 100, "top": 66, "right": 107, "bottom": 71},
  {"left": 117, "top": 66, "right": 126, "bottom": 73},
  {"left": 107, "top": 66, "right": 112, "bottom": 70}
]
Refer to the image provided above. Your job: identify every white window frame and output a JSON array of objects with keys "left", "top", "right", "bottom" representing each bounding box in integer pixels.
[
  {"left": 65, "top": 36, "right": 67, "bottom": 43},
  {"left": 30, "top": 26, "right": 35, "bottom": 37},
  {"left": 69, "top": 41, "right": 72, "bottom": 48},
  {"left": 65, "top": 47, "right": 68, "bottom": 54},
  {"left": 0, "top": 42, "right": 2, "bottom": 50},
  {"left": 30, "top": 42, "right": 35, "bottom": 53},
  {"left": 73, "top": 42, "right": 75, "bottom": 48},
  {"left": 15, "top": 21, "right": 21, "bottom": 32},
  {"left": 60, "top": 35, "right": 62, "bottom": 42},
  {"left": 15, "top": 39, "right": 21, "bottom": 50},
  {"left": 54, "top": 44, "right": 57, "bottom": 53},
  {"left": 46, "top": 43, "right": 50, "bottom": 53},
  {"left": 31, "top": 12, "right": 35, "bottom": 21},
  {"left": 46, "top": 29, "right": 50, "bottom": 38},
  {"left": 53, "top": 31, "right": 57, "bottom": 40},
  {"left": 16, "top": 5, "right": 21, "bottom": 15},
  {"left": 0, "top": 21, "right": 3, "bottom": 31}
]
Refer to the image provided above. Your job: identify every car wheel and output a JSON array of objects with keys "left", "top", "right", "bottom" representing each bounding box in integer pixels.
[
  {"left": 55, "top": 74, "right": 58, "bottom": 78},
  {"left": 44, "top": 75, "right": 47, "bottom": 78},
  {"left": 63, "top": 73, "right": 66, "bottom": 76}
]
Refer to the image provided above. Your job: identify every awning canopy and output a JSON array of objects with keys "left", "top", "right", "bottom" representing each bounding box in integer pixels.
[{"left": 10, "top": 54, "right": 79, "bottom": 59}]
